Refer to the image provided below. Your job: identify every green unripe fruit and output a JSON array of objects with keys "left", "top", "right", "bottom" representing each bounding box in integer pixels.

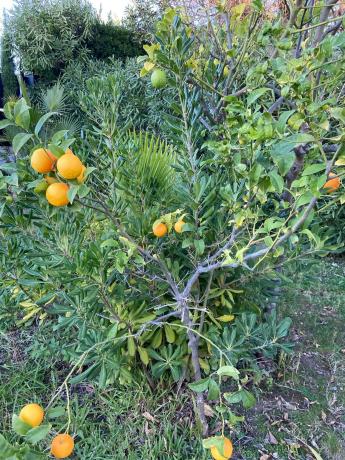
[
  {"left": 5, "top": 195, "right": 13, "bottom": 203},
  {"left": 34, "top": 180, "right": 49, "bottom": 194},
  {"left": 151, "top": 69, "right": 167, "bottom": 89}
]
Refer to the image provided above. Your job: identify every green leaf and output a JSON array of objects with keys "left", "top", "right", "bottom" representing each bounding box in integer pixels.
[
  {"left": 270, "top": 134, "right": 315, "bottom": 176},
  {"left": 241, "top": 389, "right": 256, "bottom": 409},
  {"left": 14, "top": 98, "right": 30, "bottom": 130},
  {"left": 194, "top": 239, "right": 205, "bottom": 255},
  {"left": 98, "top": 362, "right": 107, "bottom": 388},
  {"left": 5, "top": 173, "right": 19, "bottom": 187},
  {"left": 247, "top": 88, "right": 270, "bottom": 106},
  {"left": 13, "top": 133, "right": 33, "bottom": 155},
  {"left": 138, "top": 346, "right": 150, "bottom": 365},
  {"left": 34, "top": 112, "right": 57, "bottom": 137},
  {"left": 47, "top": 143, "right": 65, "bottom": 158},
  {"left": 269, "top": 170, "right": 284, "bottom": 194},
  {"left": 0, "top": 119, "right": 15, "bottom": 129},
  {"left": 67, "top": 185, "right": 79, "bottom": 204},
  {"left": 77, "top": 184, "right": 90, "bottom": 198},
  {"left": 295, "top": 191, "right": 315, "bottom": 207},
  {"left": 302, "top": 164, "right": 326, "bottom": 176},
  {"left": 207, "top": 379, "right": 220, "bottom": 401},
  {"left": 188, "top": 377, "right": 210, "bottom": 393},
  {"left": 12, "top": 414, "right": 31, "bottom": 436},
  {"left": 217, "top": 365, "right": 240, "bottom": 379},
  {"left": 52, "top": 130, "right": 69, "bottom": 143},
  {"left": 329, "top": 107, "right": 345, "bottom": 123},
  {"left": 224, "top": 391, "right": 243, "bottom": 404},
  {"left": 25, "top": 424, "right": 51, "bottom": 444}
]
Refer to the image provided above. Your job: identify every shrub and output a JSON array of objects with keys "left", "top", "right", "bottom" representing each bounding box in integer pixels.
[
  {"left": 6, "top": 0, "right": 96, "bottom": 81},
  {"left": 85, "top": 21, "right": 142, "bottom": 60}
]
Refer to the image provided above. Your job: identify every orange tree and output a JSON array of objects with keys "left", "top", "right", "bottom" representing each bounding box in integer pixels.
[{"left": 1, "top": 1, "right": 345, "bottom": 450}]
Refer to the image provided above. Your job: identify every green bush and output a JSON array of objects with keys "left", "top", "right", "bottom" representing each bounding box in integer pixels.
[
  {"left": 85, "top": 21, "right": 142, "bottom": 60},
  {"left": 7, "top": 0, "right": 96, "bottom": 81}
]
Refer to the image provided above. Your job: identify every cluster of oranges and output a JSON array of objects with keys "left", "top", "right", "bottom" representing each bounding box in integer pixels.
[
  {"left": 30, "top": 147, "right": 86, "bottom": 207},
  {"left": 19, "top": 403, "right": 74, "bottom": 458},
  {"left": 152, "top": 219, "right": 185, "bottom": 237}
]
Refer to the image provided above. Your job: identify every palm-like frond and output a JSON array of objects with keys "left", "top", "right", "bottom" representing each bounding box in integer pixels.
[
  {"left": 133, "top": 131, "right": 177, "bottom": 198},
  {"left": 39, "top": 83, "right": 69, "bottom": 113}
]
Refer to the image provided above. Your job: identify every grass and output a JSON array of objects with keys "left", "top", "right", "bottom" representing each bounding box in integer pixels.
[{"left": 1, "top": 257, "right": 344, "bottom": 459}]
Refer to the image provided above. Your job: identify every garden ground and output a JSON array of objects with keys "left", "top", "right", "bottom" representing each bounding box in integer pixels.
[{"left": 1, "top": 258, "right": 344, "bottom": 460}]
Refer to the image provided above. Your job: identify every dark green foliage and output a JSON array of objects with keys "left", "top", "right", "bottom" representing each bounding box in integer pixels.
[
  {"left": 85, "top": 21, "right": 142, "bottom": 60},
  {"left": 0, "top": 33, "right": 18, "bottom": 102}
]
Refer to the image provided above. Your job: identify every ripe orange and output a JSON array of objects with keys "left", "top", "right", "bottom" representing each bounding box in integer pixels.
[
  {"left": 57, "top": 153, "right": 83, "bottom": 179},
  {"left": 210, "top": 437, "right": 233, "bottom": 460},
  {"left": 45, "top": 175, "right": 58, "bottom": 185},
  {"left": 19, "top": 403, "right": 44, "bottom": 428},
  {"left": 46, "top": 182, "right": 69, "bottom": 207},
  {"left": 31, "top": 148, "right": 57, "bottom": 173},
  {"left": 323, "top": 173, "right": 341, "bottom": 193},
  {"left": 51, "top": 433, "right": 75, "bottom": 459},
  {"left": 174, "top": 220, "right": 185, "bottom": 233},
  {"left": 153, "top": 222, "right": 168, "bottom": 237},
  {"left": 77, "top": 165, "right": 86, "bottom": 184}
]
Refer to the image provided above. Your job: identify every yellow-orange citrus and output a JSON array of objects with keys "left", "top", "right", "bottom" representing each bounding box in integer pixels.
[
  {"left": 77, "top": 165, "right": 87, "bottom": 184},
  {"left": 31, "top": 148, "right": 57, "bottom": 173},
  {"left": 174, "top": 220, "right": 185, "bottom": 233},
  {"left": 57, "top": 153, "right": 83, "bottom": 179},
  {"left": 45, "top": 175, "right": 58, "bottom": 185},
  {"left": 46, "top": 182, "right": 69, "bottom": 207},
  {"left": 210, "top": 437, "right": 233, "bottom": 460},
  {"left": 153, "top": 222, "right": 168, "bottom": 237},
  {"left": 51, "top": 433, "right": 75, "bottom": 459},
  {"left": 19, "top": 403, "right": 44, "bottom": 428},
  {"left": 323, "top": 173, "right": 341, "bottom": 193}
]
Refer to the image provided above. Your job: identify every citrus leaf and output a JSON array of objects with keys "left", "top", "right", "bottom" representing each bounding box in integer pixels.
[
  {"left": 217, "top": 365, "right": 240, "bottom": 379},
  {"left": 34, "top": 112, "right": 57, "bottom": 137},
  {"left": 13, "top": 133, "right": 33, "bottom": 155},
  {"left": 12, "top": 414, "right": 31, "bottom": 436},
  {"left": 25, "top": 424, "right": 51, "bottom": 444}
]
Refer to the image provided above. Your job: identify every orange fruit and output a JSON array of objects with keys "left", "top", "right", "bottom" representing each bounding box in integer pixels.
[
  {"left": 323, "top": 173, "right": 341, "bottom": 193},
  {"left": 57, "top": 153, "right": 83, "bottom": 179},
  {"left": 210, "top": 437, "right": 233, "bottom": 460},
  {"left": 19, "top": 403, "right": 44, "bottom": 428},
  {"left": 45, "top": 175, "right": 58, "bottom": 185},
  {"left": 31, "top": 148, "right": 57, "bottom": 173},
  {"left": 77, "top": 165, "right": 87, "bottom": 184},
  {"left": 46, "top": 182, "right": 69, "bottom": 207},
  {"left": 153, "top": 222, "right": 168, "bottom": 237},
  {"left": 51, "top": 433, "right": 75, "bottom": 459},
  {"left": 174, "top": 220, "right": 185, "bottom": 233}
]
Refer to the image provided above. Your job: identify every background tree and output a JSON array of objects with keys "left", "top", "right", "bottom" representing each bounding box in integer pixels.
[
  {"left": 0, "top": 32, "right": 18, "bottom": 102},
  {"left": 123, "top": 0, "right": 171, "bottom": 43}
]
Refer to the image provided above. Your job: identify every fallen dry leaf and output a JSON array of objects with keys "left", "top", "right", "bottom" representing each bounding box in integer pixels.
[
  {"left": 265, "top": 431, "right": 278, "bottom": 445},
  {"left": 204, "top": 404, "right": 215, "bottom": 417},
  {"left": 142, "top": 411, "right": 156, "bottom": 423}
]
